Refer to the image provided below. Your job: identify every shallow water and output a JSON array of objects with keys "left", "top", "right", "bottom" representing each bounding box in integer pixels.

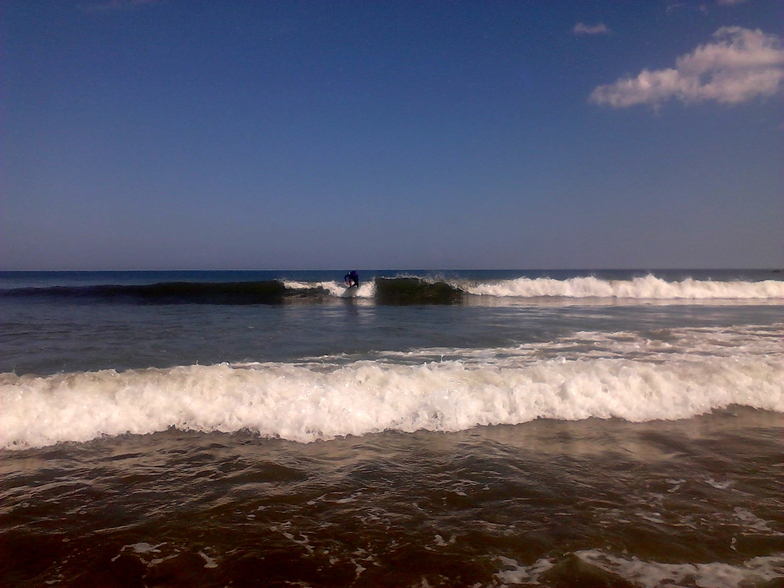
[{"left": 1, "top": 408, "right": 782, "bottom": 587}]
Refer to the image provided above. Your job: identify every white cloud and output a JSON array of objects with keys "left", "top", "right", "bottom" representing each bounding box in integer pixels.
[
  {"left": 590, "top": 27, "right": 784, "bottom": 108},
  {"left": 574, "top": 22, "right": 610, "bottom": 36}
]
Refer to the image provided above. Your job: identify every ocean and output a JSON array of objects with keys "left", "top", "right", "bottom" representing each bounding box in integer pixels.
[{"left": 1, "top": 269, "right": 782, "bottom": 587}]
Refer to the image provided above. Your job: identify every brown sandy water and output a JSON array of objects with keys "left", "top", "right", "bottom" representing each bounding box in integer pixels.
[{"left": 2, "top": 407, "right": 781, "bottom": 587}]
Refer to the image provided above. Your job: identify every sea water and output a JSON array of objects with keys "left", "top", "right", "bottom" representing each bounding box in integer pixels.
[{"left": 0, "top": 270, "right": 782, "bottom": 587}]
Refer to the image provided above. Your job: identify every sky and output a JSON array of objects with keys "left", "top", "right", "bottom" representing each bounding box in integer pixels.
[{"left": 2, "top": 0, "right": 782, "bottom": 270}]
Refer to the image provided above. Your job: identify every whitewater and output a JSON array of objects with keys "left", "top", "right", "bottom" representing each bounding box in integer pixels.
[
  {"left": 280, "top": 273, "right": 784, "bottom": 301},
  {"left": 462, "top": 274, "right": 784, "bottom": 299},
  {"left": 2, "top": 326, "right": 782, "bottom": 450}
]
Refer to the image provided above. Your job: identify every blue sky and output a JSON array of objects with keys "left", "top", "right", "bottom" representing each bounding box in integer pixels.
[{"left": 2, "top": 0, "right": 782, "bottom": 270}]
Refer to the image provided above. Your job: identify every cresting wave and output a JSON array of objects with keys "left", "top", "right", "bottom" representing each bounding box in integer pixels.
[
  {"left": 464, "top": 275, "right": 784, "bottom": 299},
  {"left": 2, "top": 275, "right": 782, "bottom": 305},
  {"left": 2, "top": 347, "right": 781, "bottom": 450}
]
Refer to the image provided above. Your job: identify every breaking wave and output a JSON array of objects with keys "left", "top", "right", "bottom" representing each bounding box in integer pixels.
[
  {"left": 2, "top": 338, "right": 781, "bottom": 450},
  {"left": 465, "top": 275, "right": 784, "bottom": 300},
  {"left": 2, "top": 275, "right": 782, "bottom": 305}
]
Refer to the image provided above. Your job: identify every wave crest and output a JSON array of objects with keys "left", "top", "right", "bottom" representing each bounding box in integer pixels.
[
  {"left": 2, "top": 350, "right": 781, "bottom": 450},
  {"left": 466, "top": 275, "right": 784, "bottom": 299}
]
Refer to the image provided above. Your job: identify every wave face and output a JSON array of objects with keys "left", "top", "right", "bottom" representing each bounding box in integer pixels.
[
  {"left": 2, "top": 274, "right": 783, "bottom": 305},
  {"left": 2, "top": 327, "right": 781, "bottom": 450},
  {"left": 375, "top": 277, "right": 463, "bottom": 304},
  {"left": 1, "top": 281, "right": 318, "bottom": 305}
]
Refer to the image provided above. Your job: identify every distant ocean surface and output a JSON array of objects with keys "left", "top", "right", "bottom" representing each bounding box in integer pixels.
[{"left": 1, "top": 269, "right": 782, "bottom": 587}]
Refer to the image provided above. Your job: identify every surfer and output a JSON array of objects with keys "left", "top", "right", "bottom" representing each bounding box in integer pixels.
[{"left": 344, "top": 271, "right": 360, "bottom": 288}]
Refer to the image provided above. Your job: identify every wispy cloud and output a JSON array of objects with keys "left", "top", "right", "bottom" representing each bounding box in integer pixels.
[
  {"left": 717, "top": 0, "right": 748, "bottom": 5},
  {"left": 589, "top": 27, "right": 784, "bottom": 108},
  {"left": 573, "top": 22, "right": 610, "bottom": 36}
]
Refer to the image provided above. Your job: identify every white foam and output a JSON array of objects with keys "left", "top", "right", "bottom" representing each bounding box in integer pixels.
[
  {"left": 466, "top": 275, "right": 784, "bottom": 299},
  {"left": 733, "top": 507, "right": 782, "bottom": 534},
  {"left": 1, "top": 332, "right": 781, "bottom": 449},
  {"left": 283, "top": 279, "right": 375, "bottom": 298},
  {"left": 371, "top": 324, "right": 784, "bottom": 367},
  {"left": 198, "top": 551, "right": 218, "bottom": 569},
  {"left": 495, "top": 555, "right": 554, "bottom": 584},
  {"left": 575, "top": 550, "right": 784, "bottom": 588},
  {"left": 125, "top": 542, "right": 163, "bottom": 555}
]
